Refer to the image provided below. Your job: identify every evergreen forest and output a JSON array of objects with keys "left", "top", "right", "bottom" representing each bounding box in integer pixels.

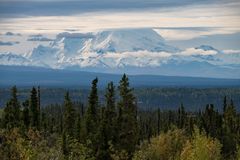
[{"left": 0, "top": 74, "right": 240, "bottom": 160}]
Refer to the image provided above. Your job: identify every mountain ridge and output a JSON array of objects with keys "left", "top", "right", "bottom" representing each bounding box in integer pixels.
[
  {"left": 0, "top": 28, "right": 239, "bottom": 78},
  {"left": 0, "top": 65, "right": 239, "bottom": 87}
]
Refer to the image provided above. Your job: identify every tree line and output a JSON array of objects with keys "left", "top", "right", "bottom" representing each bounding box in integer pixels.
[{"left": 0, "top": 74, "right": 240, "bottom": 160}]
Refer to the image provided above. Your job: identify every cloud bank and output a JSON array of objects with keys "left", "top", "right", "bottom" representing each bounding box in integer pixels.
[
  {"left": 27, "top": 34, "right": 53, "bottom": 41},
  {"left": 0, "top": 0, "right": 239, "bottom": 39},
  {"left": 0, "top": 41, "right": 19, "bottom": 46}
]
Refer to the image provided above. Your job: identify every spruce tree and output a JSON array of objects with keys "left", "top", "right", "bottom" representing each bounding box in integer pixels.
[
  {"left": 223, "top": 96, "right": 227, "bottom": 112},
  {"left": 22, "top": 100, "right": 30, "bottom": 129},
  {"left": 187, "top": 116, "right": 194, "bottom": 136},
  {"left": 167, "top": 110, "right": 174, "bottom": 130},
  {"left": 222, "top": 98, "right": 237, "bottom": 158},
  {"left": 84, "top": 78, "right": 99, "bottom": 149},
  {"left": 62, "top": 131, "right": 68, "bottom": 157},
  {"left": 41, "top": 112, "right": 47, "bottom": 132},
  {"left": 97, "top": 82, "right": 117, "bottom": 159},
  {"left": 30, "top": 87, "right": 39, "bottom": 129},
  {"left": 223, "top": 98, "right": 237, "bottom": 132},
  {"left": 4, "top": 86, "right": 20, "bottom": 129},
  {"left": 37, "top": 86, "right": 41, "bottom": 128},
  {"left": 157, "top": 108, "right": 161, "bottom": 135},
  {"left": 201, "top": 104, "right": 218, "bottom": 137},
  {"left": 63, "top": 91, "right": 75, "bottom": 137},
  {"left": 117, "top": 74, "right": 138, "bottom": 156},
  {"left": 177, "top": 103, "right": 186, "bottom": 129},
  {"left": 105, "top": 82, "right": 117, "bottom": 142},
  {"left": 96, "top": 107, "right": 109, "bottom": 160},
  {"left": 75, "top": 113, "right": 81, "bottom": 141}
]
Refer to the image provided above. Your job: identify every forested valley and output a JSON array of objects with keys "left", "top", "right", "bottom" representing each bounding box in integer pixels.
[
  {"left": 0, "top": 74, "right": 240, "bottom": 160},
  {"left": 1, "top": 87, "right": 239, "bottom": 111}
]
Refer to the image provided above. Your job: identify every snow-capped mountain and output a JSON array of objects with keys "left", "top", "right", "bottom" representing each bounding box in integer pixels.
[
  {"left": 25, "top": 28, "right": 179, "bottom": 68},
  {"left": 195, "top": 45, "right": 221, "bottom": 53},
  {"left": 0, "top": 28, "right": 239, "bottom": 78},
  {"left": 0, "top": 52, "right": 30, "bottom": 66},
  {"left": 52, "top": 28, "right": 179, "bottom": 54},
  {"left": 90, "top": 29, "right": 179, "bottom": 53}
]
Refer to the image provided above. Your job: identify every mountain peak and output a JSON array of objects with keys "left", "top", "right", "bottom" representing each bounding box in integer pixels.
[
  {"left": 1, "top": 29, "right": 239, "bottom": 78},
  {"left": 0, "top": 52, "right": 30, "bottom": 66},
  {"left": 195, "top": 45, "right": 220, "bottom": 53},
  {"left": 92, "top": 28, "right": 179, "bottom": 53}
]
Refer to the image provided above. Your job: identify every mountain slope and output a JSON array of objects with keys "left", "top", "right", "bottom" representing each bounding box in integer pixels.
[
  {"left": 0, "top": 28, "right": 239, "bottom": 78},
  {"left": 0, "top": 53, "right": 30, "bottom": 66},
  {"left": 91, "top": 28, "right": 179, "bottom": 53}
]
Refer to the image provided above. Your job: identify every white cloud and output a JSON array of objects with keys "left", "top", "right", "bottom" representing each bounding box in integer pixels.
[
  {"left": 0, "top": 41, "right": 19, "bottom": 46},
  {"left": 0, "top": 1, "right": 239, "bottom": 37},
  {"left": 104, "top": 50, "right": 171, "bottom": 58},
  {"left": 154, "top": 27, "right": 240, "bottom": 41},
  {"left": 223, "top": 50, "right": 240, "bottom": 54},
  {"left": 99, "top": 51, "right": 171, "bottom": 67},
  {"left": 4, "top": 32, "right": 21, "bottom": 36},
  {"left": 56, "top": 32, "right": 94, "bottom": 39},
  {"left": 180, "top": 48, "right": 218, "bottom": 56}
]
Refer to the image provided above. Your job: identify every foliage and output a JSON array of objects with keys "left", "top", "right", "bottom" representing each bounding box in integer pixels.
[
  {"left": 63, "top": 91, "right": 75, "bottom": 137},
  {"left": 180, "top": 128, "right": 222, "bottom": 160},
  {"left": 117, "top": 74, "right": 139, "bottom": 156},
  {"left": 237, "top": 146, "right": 240, "bottom": 160},
  {"left": 84, "top": 77, "right": 99, "bottom": 149},
  {"left": 29, "top": 87, "right": 40, "bottom": 129},
  {"left": 0, "top": 128, "right": 63, "bottom": 160},
  {"left": 0, "top": 75, "right": 239, "bottom": 159},
  {"left": 3, "top": 86, "right": 20, "bottom": 129},
  {"left": 133, "top": 129, "right": 186, "bottom": 160}
]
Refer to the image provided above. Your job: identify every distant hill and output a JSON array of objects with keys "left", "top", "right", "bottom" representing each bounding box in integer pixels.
[{"left": 0, "top": 65, "right": 239, "bottom": 87}]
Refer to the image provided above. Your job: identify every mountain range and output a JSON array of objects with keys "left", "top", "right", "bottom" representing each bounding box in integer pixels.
[
  {"left": 0, "top": 28, "right": 239, "bottom": 79},
  {"left": 1, "top": 65, "right": 239, "bottom": 87}
]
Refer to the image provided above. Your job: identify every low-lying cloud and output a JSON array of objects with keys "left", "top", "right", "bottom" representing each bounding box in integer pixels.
[
  {"left": 27, "top": 37, "right": 53, "bottom": 42},
  {"left": 4, "top": 32, "right": 21, "bottom": 36},
  {"left": 56, "top": 32, "right": 95, "bottom": 39},
  {"left": 181, "top": 48, "right": 218, "bottom": 56},
  {"left": 0, "top": 41, "right": 19, "bottom": 46}
]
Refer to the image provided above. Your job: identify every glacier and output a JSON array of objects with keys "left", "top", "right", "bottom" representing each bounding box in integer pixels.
[
  {"left": 0, "top": 28, "right": 239, "bottom": 78},
  {"left": 26, "top": 28, "right": 180, "bottom": 68}
]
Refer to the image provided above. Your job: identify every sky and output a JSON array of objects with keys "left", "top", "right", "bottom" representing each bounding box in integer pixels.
[{"left": 0, "top": 0, "right": 240, "bottom": 54}]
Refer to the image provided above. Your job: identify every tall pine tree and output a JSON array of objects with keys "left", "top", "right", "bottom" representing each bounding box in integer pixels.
[
  {"left": 117, "top": 74, "right": 139, "bottom": 156},
  {"left": 222, "top": 98, "right": 237, "bottom": 158},
  {"left": 223, "top": 96, "right": 227, "bottom": 112},
  {"left": 177, "top": 103, "right": 186, "bottom": 129},
  {"left": 30, "top": 87, "right": 39, "bottom": 129},
  {"left": 37, "top": 86, "right": 41, "bottom": 129},
  {"left": 22, "top": 100, "right": 30, "bottom": 129},
  {"left": 84, "top": 78, "right": 99, "bottom": 151},
  {"left": 97, "top": 82, "right": 117, "bottom": 160},
  {"left": 63, "top": 91, "right": 75, "bottom": 137},
  {"left": 157, "top": 108, "right": 161, "bottom": 135},
  {"left": 4, "top": 86, "right": 20, "bottom": 129},
  {"left": 104, "top": 81, "right": 117, "bottom": 143}
]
